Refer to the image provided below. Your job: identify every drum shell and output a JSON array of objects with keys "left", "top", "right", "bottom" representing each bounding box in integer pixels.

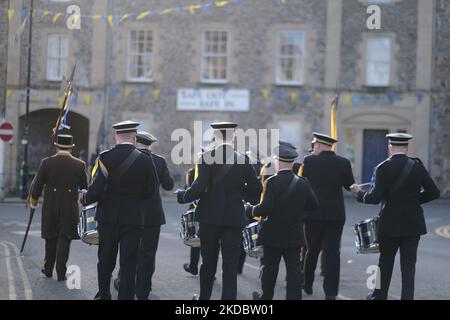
[
  {"left": 354, "top": 217, "right": 379, "bottom": 254},
  {"left": 180, "top": 209, "right": 200, "bottom": 247},
  {"left": 243, "top": 221, "right": 264, "bottom": 258},
  {"left": 78, "top": 204, "right": 99, "bottom": 245}
]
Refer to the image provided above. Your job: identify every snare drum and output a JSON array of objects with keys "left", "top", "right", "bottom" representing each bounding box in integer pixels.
[
  {"left": 78, "top": 203, "right": 99, "bottom": 245},
  {"left": 242, "top": 221, "right": 263, "bottom": 258},
  {"left": 354, "top": 216, "right": 379, "bottom": 254},
  {"left": 180, "top": 209, "right": 200, "bottom": 247}
]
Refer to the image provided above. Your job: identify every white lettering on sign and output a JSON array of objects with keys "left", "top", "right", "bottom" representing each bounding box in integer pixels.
[{"left": 177, "top": 89, "right": 250, "bottom": 112}]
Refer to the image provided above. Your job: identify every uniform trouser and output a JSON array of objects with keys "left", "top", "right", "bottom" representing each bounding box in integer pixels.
[
  {"left": 199, "top": 224, "right": 242, "bottom": 300},
  {"left": 43, "top": 234, "right": 71, "bottom": 277},
  {"left": 189, "top": 247, "right": 201, "bottom": 271},
  {"left": 238, "top": 240, "right": 246, "bottom": 273},
  {"left": 303, "top": 220, "right": 344, "bottom": 297},
  {"left": 374, "top": 235, "right": 420, "bottom": 300},
  {"left": 135, "top": 226, "right": 161, "bottom": 300},
  {"left": 261, "top": 246, "right": 302, "bottom": 300},
  {"left": 97, "top": 222, "right": 142, "bottom": 300}
]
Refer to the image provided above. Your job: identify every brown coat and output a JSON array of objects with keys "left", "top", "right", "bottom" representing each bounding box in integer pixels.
[{"left": 31, "top": 151, "right": 88, "bottom": 240}]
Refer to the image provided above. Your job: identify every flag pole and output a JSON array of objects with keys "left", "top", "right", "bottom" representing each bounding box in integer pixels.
[
  {"left": 49, "top": 64, "right": 76, "bottom": 156},
  {"left": 21, "top": 64, "right": 76, "bottom": 253}
]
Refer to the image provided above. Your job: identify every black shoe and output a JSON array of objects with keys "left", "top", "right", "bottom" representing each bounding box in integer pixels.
[
  {"left": 303, "top": 286, "right": 313, "bottom": 295},
  {"left": 41, "top": 269, "right": 52, "bottom": 278},
  {"left": 192, "top": 294, "right": 199, "bottom": 300},
  {"left": 57, "top": 275, "right": 67, "bottom": 282},
  {"left": 325, "top": 296, "right": 336, "bottom": 300},
  {"left": 113, "top": 277, "right": 120, "bottom": 291},
  {"left": 94, "top": 292, "right": 112, "bottom": 300},
  {"left": 183, "top": 263, "right": 198, "bottom": 276},
  {"left": 252, "top": 291, "right": 262, "bottom": 300},
  {"left": 367, "top": 292, "right": 377, "bottom": 300}
]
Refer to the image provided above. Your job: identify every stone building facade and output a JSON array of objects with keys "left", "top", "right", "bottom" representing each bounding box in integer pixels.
[
  {"left": 0, "top": 1, "right": 7, "bottom": 116},
  {"left": 1, "top": 0, "right": 449, "bottom": 196},
  {"left": 430, "top": 0, "right": 450, "bottom": 196}
]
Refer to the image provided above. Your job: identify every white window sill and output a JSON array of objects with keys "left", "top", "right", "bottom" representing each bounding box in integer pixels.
[
  {"left": 126, "top": 78, "right": 153, "bottom": 84},
  {"left": 200, "top": 79, "right": 229, "bottom": 85},
  {"left": 275, "top": 81, "right": 304, "bottom": 87},
  {"left": 46, "top": 78, "right": 64, "bottom": 82}
]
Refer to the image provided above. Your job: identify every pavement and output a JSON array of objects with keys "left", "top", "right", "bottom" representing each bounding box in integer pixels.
[{"left": 0, "top": 198, "right": 449, "bottom": 300}]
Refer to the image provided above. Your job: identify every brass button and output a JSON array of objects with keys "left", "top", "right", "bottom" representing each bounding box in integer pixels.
[
  {"left": 68, "top": 189, "right": 72, "bottom": 192},
  {"left": 53, "top": 188, "right": 56, "bottom": 192}
]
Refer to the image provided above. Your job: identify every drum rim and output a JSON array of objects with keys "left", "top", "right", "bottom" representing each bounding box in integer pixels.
[
  {"left": 83, "top": 203, "right": 97, "bottom": 211},
  {"left": 355, "top": 216, "right": 379, "bottom": 226},
  {"left": 246, "top": 221, "right": 261, "bottom": 228}
]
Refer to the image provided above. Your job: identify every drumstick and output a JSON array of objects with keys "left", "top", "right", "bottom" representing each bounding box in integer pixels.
[{"left": 357, "top": 183, "right": 372, "bottom": 188}]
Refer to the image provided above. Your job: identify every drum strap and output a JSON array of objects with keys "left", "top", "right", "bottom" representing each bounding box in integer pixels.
[
  {"left": 279, "top": 175, "right": 299, "bottom": 203},
  {"left": 109, "top": 149, "right": 141, "bottom": 185},
  {"left": 389, "top": 158, "right": 415, "bottom": 195}
]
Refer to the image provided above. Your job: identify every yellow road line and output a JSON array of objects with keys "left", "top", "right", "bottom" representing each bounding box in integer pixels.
[
  {"left": 3, "top": 240, "right": 33, "bottom": 300},
  {"left": 0, "top": 242, "right": 17, "bottom": 300},
  {"left": 435, "top": 225, "right": 450, "bottom": 239}
]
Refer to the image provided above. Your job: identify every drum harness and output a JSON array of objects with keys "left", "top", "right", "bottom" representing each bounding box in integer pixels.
[{"left": 379, "top": 158, "right": 415, "bottom": 215}]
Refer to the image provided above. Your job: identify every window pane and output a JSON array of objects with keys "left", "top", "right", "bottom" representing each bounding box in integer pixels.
[
  {"left": 47, "top": 34, "right": 68, "bottom": 80},
  {"left": 202, "top": 30, "right": 229, "bottom": 82},
  {"left": 128, "top": 30, "right": 153, "bottom": 80},
  {"left": 276, "top": 31, "right": 304, "bottom": 84},
  {"left": 366, "top": 37, "right": 391, "bottom": 86}
]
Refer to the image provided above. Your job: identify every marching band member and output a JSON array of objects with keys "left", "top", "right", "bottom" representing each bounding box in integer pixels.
[
  {"left": 30, "top": 134, "right": 88, "bottom": 281},
  {"left": 302, "top": 132, "right": 355, "bottom": 300},
  {"left": 134, "top": 131, "right": 173, "bottom": 299},
  {"left": 246, "top": 143, "right": 318, "bottom": 300},
  {"left": 176, "top": 122, "right": 261, "bottom": 300},
  {"left": 80, "top": 121, "right": 159, "bottom": 300},
  {"left": 352, "top": 133, "right": 440, "bottom": 300}
]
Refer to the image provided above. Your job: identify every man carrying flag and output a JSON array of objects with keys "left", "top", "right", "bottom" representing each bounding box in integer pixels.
[
  {"left": 30, "top": 134, "right": 88, "bottom": 281},
  {"left": 301, "top": 89, "right": 357, "bottom": 299}
]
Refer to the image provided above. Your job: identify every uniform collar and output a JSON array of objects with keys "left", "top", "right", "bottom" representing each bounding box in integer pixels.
[
  {"left": 277, "top": 169, "right": 293, "bottom": 175},
  {"left": 56, "top": 150, "right": 72, "bottom": 157},
  {"left": 390, "top": 152, "right": 407, "bottom": 158},
  {"left": 319, "top": 150, "right": 335, "bottom": 155}
]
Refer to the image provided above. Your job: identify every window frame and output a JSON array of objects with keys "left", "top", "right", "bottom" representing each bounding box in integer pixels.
[
  {"left": 126, "top": 29, "right": 154, "bottom": 83},
  {"left": 46, "top": 34, "right": 68, "bottom": 82},
  {"left": 275, "top": 30, "right": 306, "bottom": 86},
  {"left": 200, "top": 29, "right": 230, "bottom": 84},
  {"left": 365, "top": 36, "right": 392, "bottom": 87}
]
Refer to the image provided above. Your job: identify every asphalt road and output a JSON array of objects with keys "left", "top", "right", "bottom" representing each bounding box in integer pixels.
[{"left": 0, "top": 198, "right": 449, "bottom": 300}]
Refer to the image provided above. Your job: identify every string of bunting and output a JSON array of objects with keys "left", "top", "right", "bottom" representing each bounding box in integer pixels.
[
  {"left": 5, "top": 0, "right": 290, "bottom": 37},
  {"left": 6, "top": 87, "right": 450, "bottom": 108}
]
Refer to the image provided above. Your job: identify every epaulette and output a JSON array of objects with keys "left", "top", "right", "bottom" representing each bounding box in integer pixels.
[
  {"left": 152, "top": 153, "right": 165, "bottom": 160},
  {"left": 375, "top": 158, "right": 390, "bottom": 170},
  {"left": 99, "top": 148, "right": 112, "bottom": 157},
  {"left": 410, "top": 157, "right": 422, "bottom": 164}
]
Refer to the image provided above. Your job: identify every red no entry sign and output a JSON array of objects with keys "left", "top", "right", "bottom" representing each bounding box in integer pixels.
[{"left": 0, "top": 122, "right": 14, "bottom": 142}]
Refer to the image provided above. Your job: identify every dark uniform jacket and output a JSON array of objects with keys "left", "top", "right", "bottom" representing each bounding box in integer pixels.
[
  {"left": 140, "top": 149, "right": 174, "bottom": 226},
  {"left": 177, "top": 144, "right": 262, "bottom": 227},
  {"left": 184, "top": 168, "right": 196, "bottom": 210},
  {"left": 244, "top": 161, "right": 263, "bottom": 205},
  {"left": 357, "top": 154, "right": 440, "bottom": 237},
  {"left": 302, "top": 151, "right": 355, "bottom": 222},
  {"left": 83, "top": 143, "right": 158, "bottom": 227},
  {"left": 249, "top": 170, "right": 318, "bottom": 248},
  {"left": 31, "top": 151, "right": 88, "bottom": 239},
  {"left": 260, "top": 161, "right": 302, "bottom": 186}
]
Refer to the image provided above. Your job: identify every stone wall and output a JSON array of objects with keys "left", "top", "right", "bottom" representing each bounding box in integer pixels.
[{"left": 430, "top": 0, "right": 450, "bottom": 196}]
